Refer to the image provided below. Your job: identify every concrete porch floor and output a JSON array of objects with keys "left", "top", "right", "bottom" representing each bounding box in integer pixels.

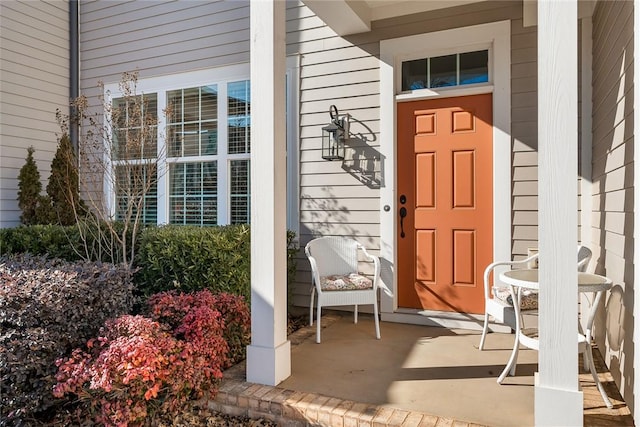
[{"left": 211, "top": 311, "right": 634, "bottom": 426}]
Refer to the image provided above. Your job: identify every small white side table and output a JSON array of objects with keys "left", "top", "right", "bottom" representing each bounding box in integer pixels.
[{"left": 497, "top": 269, "right": 613, "bottom": 408}]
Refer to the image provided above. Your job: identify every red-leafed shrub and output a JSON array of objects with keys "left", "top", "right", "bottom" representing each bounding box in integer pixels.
[
  {"left": 54, "top": 313, "right": 228, "bottom": 427},
  {"left": 148, "top": 290, "right": 250, "bottom": 367},
  {"left": 0, "top": 254, "right": 133, "bottom": 423}
]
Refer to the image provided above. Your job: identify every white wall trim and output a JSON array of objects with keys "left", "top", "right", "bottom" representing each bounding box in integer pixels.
[
  {"left": 394, "top": 84, "right": 494, "bottom": 102},
  {"left": 103, "top": 64, "right": 250, "bottom": 95},
  {"left": 286, "top": 55, "right": 301, "bottom": 235},
  {"left": 379, "top": 20, "right": 511, "bottom": 317},
  {"left": 579, "top": 17, "right": 593, "bottom": 334},
  {"left": 633, "top": 0, "right": 640, "bottom": 417}
]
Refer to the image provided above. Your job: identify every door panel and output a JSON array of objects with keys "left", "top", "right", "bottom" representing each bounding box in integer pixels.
[{"left": 397, "top": 94, "right": 493, "bottom": 314}]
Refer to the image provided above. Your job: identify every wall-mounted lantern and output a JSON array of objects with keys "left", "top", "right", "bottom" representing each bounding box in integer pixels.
[{"left": 322, "top": 105, "right": 350, "bottom": 161}]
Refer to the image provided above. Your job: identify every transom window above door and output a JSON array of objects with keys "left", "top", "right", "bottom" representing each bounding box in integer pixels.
[{"left": 401, "top": 49, "right": 489, "bottom": 92}]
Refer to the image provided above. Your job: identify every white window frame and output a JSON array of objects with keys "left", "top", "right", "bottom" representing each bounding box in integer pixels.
[
  {"left": 286, "top": 54, "right": 301, "bottom": 235},
  {"left": 103, "top": 60, "right": 300, "bottom": 229},
  {"left": 398, "top": 46, "right": 492, "bottom": 94}
]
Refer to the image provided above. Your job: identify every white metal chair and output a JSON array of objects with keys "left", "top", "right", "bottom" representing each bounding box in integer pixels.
[
  {"left": 305, "top": 236, "right": 392, "bottom": 343},
  {"left": 479, "top": 245, "right": 592, "bottom": 350}
]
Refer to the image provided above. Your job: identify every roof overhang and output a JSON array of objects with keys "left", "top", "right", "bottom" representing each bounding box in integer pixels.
[
  {"left": 524, "top": 0, "right": 596, "bottom": 27},
  {"left": 303, "top": 0, "right": 489, "bottom": 36},
  {"left": 303, "top": 1, "right": 599, "bottom": 35}
]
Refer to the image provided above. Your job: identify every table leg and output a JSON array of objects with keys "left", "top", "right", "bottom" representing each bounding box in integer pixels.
[
  {"left": 583, "top": 290, "right": 613, "bottom": 408},
  {"left": 497, "top": 285, "right": 522, "bottom": 384}
]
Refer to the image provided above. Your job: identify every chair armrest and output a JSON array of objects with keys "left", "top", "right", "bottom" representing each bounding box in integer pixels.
[
  {"left": 358, "top": 243, "right": 393, "bottom": 297},
  {"left": 483, "top": 254, "right": 539, "bottom": 299},
  {"left": 304, "top": 243, "right": 322, "bottom": 292}
]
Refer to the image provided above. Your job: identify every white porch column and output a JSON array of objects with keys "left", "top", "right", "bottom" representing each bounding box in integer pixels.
[
  {"left": 246, "top": 0, "right": 291, "bottom": 386},
  {"left": 536, "top": 1, "right": 582, "bottom": 426}
]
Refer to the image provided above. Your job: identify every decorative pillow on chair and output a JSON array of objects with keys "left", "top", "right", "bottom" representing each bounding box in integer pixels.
[
  {"left": 493, "top": 286, "right": 538, "bottom": 310},
  {"left": 320, "top": 273, "right": 373, "bottom": 291}
]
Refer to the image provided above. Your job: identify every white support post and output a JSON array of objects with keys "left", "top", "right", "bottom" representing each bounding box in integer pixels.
[
  {"left": 246, "top": 0, "right": 291, "bottom": 386},
  {"left": 536, "top": 1, "right": 583, "bottom": 426}
]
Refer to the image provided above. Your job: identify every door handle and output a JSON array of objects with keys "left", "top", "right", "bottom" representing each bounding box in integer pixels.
[{"left": 399, "top": 207, "right": 407, "bottom": 238}]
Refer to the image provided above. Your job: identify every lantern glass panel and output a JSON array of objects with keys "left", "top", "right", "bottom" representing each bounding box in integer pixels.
[{"left": 321, "top": 123, "right": 344, "bottom": 160}]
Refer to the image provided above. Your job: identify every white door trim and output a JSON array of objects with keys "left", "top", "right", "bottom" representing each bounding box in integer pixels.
[{"left": 379, "top": 20, "right": 511, "bottom": 325}]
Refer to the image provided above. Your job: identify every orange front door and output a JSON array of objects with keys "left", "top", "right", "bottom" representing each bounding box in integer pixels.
[{"left": 397, "top": 94, "right": 493, "bottom": 314}]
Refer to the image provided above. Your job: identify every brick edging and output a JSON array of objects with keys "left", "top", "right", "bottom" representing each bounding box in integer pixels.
[{"left": 208, "top": 312, "right": 483, "bottom": 427}]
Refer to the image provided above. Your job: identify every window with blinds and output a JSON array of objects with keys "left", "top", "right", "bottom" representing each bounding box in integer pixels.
[
  {"left": 230, "top": 159, "right": 249, "bottom": 224},
  {"left": 114, "top": 164, "right": 158, "bottom": 224},
  {"left": 169, "top": 161, "right": 218, "bottom": 225},
  {"left": 110, "top": 77, "right": 251, "bottom": 226},
  {"left": 112, "top": 94, "right": 158, "bottom": 224}
]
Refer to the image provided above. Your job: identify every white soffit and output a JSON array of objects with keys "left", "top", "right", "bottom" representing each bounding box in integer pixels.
[
  {"left": 303, "top": 0, "right": 487, "bottom": 36},
  {"left": 302, "top": 0, "right": 371, "bottom": 35},
  {"left": 524, "top": 0, "right": 597, "bottom": 27},
  {"left": 367, "top": 0, "right": 488, "bottom": 21}
]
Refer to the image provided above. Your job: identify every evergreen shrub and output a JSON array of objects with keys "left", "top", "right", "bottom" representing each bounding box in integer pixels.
[
  {"left": 135, "top": 225, "right": 298, "bottom": 300},
  {"left": 16, "top": 146, "right": 44, "bottom": 225},
  {"left": 46, "top": 133, "right": 86, "bottom": 226},
  {"left": 0, "top": 222, "right": 134, "bottom": 265}
]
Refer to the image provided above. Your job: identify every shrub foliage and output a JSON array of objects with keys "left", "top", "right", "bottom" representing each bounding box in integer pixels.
[
  {"left": 134, "top": 224, "right": 251, "bottom": 298},
  {"left": 0, "top": 255, "right": 134, "bottom": 422},
  {"left": 17, "top": 146, "right": 44, "bottom": 225},
  {"left": 135, "top": 224, "right": 299, "bottom": 300},
  {"left": 1, "top": 223, "right": 299, "bottom": 300},
  {"left": 148, "top": 290, "right": 250, "bottom": 367},
  {"left": 46, "top": 132, "right": 86, "bottom": 226},
  {"left": 54, "top": 289, "right": 244, "bottom": 426},
  {"left": 54, "top": 315, "right": 225, "bottom": 426},
  {"left": 0, "top": 222, "right": 134, "bottom": 265}
]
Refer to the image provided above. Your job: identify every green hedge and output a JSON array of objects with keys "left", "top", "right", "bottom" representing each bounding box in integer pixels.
[
  {"left": 0, "top": 224, "right": 81, "bottom": 260},
  {"left": 0, "top": 222, "right": 132, "bottom": 264},
  {"left": 135, "top": 224, "right": 251, "bottom": 298},
  {"left": 1, "top": 223, "right": 299, "bottom": 303},
  {"left": 134, "top": 224, "right": 298, "bottom": 302}
]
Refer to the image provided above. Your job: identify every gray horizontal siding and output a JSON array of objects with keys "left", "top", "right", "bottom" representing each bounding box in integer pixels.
[
  {"left": 510, "top": 17, "right": 538, "bottom": 258},
  {"left": 0, "top": 0, "right": 70, "bottom": 228},
  {"left": 79, "top": 1, "right": 251, "bottom": 91},
  {"left": 590, "top": 0, "right": 634, "bottom": 413}
]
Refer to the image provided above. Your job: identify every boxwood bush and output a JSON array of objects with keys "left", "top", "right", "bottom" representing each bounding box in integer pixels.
[
  {"left": 0, "top": 221, "right": 133, "bottom": 265},
  {"left": 134, "top": 224, "right": 298, "bottom": 301},
  {"left": 0, "top": 254, "right": 134, "bottom": 423},
  {"left": 0, "top": 224, "right": 81, "bottom": 260}
]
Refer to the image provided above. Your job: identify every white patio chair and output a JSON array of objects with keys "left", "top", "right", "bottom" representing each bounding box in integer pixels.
[
  {"left": 479, "top": 245, "right": 592, "bottom": 350},
  {"left": 305, "top": 236, "right": 392, "bottom": 343}
]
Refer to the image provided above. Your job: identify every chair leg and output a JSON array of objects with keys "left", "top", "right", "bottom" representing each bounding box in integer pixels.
[
  {"left": 316, "top": 304, "right": 322, "bottom": 344},
  {"left": 309, "top": 288, "right": 315, "bottom": 326},
  {"left": 479, "top": 312, "right": 490, "bottom": 350},
  {"left": 373, "top": 299, "right": 380, "bottom": 339},
  {"left": 354, "top": 305, "right": 358, "bottom": 324}
]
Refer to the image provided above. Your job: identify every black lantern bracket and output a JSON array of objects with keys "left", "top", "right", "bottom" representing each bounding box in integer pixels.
[{"left": 321, "top": 105, "right": 350, "bottom": 161}]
